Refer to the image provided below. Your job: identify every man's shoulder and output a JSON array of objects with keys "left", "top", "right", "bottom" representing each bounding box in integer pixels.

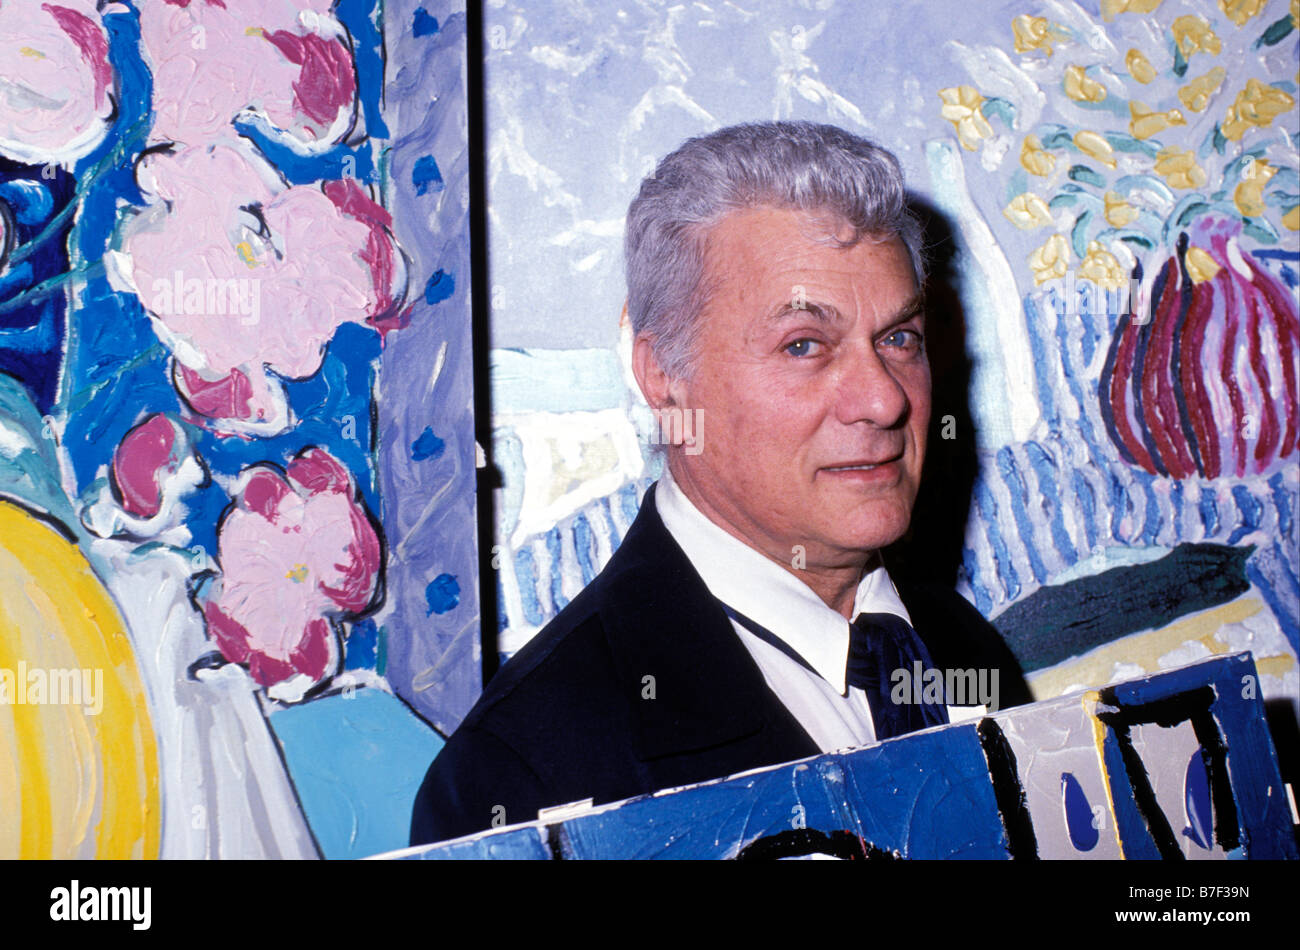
[
  {"left": 464, "top": 576, "right": 621, "bottom": 735},
  {"left": 455, "top": 488, "right": 679, "bottom": 755},
  {"left": 410, "top": 493, "right": 700, "bottom": 843}
]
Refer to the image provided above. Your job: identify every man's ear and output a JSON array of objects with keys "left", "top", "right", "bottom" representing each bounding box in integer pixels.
[{"left": 632, "top": 334, "right": 677, "bottom": 411}]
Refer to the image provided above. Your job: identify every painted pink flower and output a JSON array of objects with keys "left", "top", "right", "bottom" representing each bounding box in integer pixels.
[
  {"left": 139, "top": 0, "right": 356, "bottom": 150},
  {"left": 201, "top": 447, "right": 382, "bottom": 699},
  {"left": 112, "top": 144, "right": 406, "bottom": 436},
  {"left": 83, "top": 412, "right": 208, "bottom": 539},
  {"left": 112, "top": 413, "right": 188, "bottom": 518},
  {"left": 0, "top": 0, "right": 115, "bottom": 165}
]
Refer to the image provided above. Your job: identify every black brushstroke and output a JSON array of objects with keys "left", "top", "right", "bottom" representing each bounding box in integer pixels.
[
  {"left": 992, "top": 543, "right": 1253, "bottom": 672},
  {"left": 186, "top": 650, "right": 229, "bottom": 679},
  {"left": 1108, "top": 719, "right": 1185, "bottom": 859},
  {"left": 977, "top": 718, "right": 1038, "bottom": 859},
  {"left": 1187, "top": 702, "right": 1241, "bottom": 852}
]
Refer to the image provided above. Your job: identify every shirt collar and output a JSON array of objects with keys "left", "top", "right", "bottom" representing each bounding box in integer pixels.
[{"left": 654, "top": 466, "right": 912, "bottom": 694}]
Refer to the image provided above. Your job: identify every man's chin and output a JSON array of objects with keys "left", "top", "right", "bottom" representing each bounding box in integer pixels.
[{"left": 822, "top": 516, "right": 911, "bottom": 558}]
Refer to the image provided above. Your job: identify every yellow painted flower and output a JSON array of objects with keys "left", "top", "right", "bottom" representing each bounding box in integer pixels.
[
  {"left": 1101, "top": 0, "right": 1162, "bottom": 20},
  {"left": 1219, "top": 0, "right": 1266, "bottom": 26},
  {"left": 1079, "top": 241, "right": 1127, "bottom": 290},
  {"left": 1282, "top": 204, "right": 1299, "bottom": 231},
  {"left": 1104, "top": 191, "right": 1139, "bottom": 227},
  {"left": 1293, "top": 0, "right": 1299, "bottom": 29},
  {"left": 939, "top": 85, "right": 995, "bottom": 150},
  {"left": 235, "top": 241, "right": 260, "bottom": 268},
  {"left": 1004, "top": 193, "right": 1055, "bottom": 230},
  {"left": 1172, "top": 15, "right": 1221, "bottom": 59},
  {"left": 1064, "top": 65, "right": 1107, "bottom": 102},
  {"left": 1178, "top": 67, "right": 1225, "bottom": 112},
  {"left": 1129, "top": 101, "right": 1186, "bottom": 139},
  {"left": 1074, "top": 130, "right": 1116, "bottom": 168},
  {"left": 1234, "top": 159, "right": 1276, "bottom": 217},
  {"left": 1021, "top": 134, "right": 1057, "bottom": 176},
  {"left": 1222, "top": 78, "right": 1296, "bottom": 141},
  {"left": 1154, "top": 146, "right": 1207, "bottom": 189},
  {"left": 1012, "top": 15, "right": 1054, "bottom": 55},
  {"left": 1126, "top": 48, "right": 1157, "bottom": 84},
  {"left": 1029, "top": 234, "right": 1070, "bottom": 285},
  {"left": 1184, "top": 246, "right": 1221, "bottom": 283}
]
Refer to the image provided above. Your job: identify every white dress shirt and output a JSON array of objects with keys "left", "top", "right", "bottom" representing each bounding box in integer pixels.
[{"left": 655, "top": 467, "right": 980, "bottom": 754}]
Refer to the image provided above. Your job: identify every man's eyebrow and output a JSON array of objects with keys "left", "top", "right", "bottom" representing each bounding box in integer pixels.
[
  {"left": 763, "top": 300, "right": 845, "bottom": 325},
  {"left": 762, "top": 294, "right": 926, "bottom": 327},
  {"left": 888, "top": 295, "right": 926, "bottom": 326}
]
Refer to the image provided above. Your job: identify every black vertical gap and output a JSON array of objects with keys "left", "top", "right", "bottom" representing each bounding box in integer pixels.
[
  {"left": 467, "top": 0, "right": 502, "bottom": 686},
  {"left": 545, "top": 822, "right": 567, "bottom": 860}
]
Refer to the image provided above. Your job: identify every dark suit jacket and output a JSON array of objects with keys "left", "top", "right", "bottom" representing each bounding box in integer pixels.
[{"left": 410, "top": 483, "right": 1031, "bottom": 845}]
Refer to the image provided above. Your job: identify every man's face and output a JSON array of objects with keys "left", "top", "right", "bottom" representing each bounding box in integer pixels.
[{"left": 660, "top": 205, "right": 929, "bottom": 575}]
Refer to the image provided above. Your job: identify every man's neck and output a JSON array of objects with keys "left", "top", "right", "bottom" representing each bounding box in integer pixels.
[{"left": 665, "top": 458, "right": 870, "bottom": 620}]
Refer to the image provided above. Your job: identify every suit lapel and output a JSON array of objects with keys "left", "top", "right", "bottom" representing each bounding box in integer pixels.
[{"left": 595, "top": 484, "right": 819, "bottom": 767}]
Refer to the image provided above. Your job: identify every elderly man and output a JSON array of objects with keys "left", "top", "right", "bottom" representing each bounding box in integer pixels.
[{"left": 411, "top": 121, "right": 1029, "bottom": 846}]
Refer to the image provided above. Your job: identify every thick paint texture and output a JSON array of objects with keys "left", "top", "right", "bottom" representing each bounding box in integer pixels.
[
  {"left": 482, "top": 0, "right": 1298, "bottom": 758},
  {"left": 0, "top": 0, "right": 116, "bottom": 165},
  {"left": 400, "top": 656, "right": 1295, "bottom": 860},
  {"left": 118, "top": 143, "right": 403, "bottom": 435},
  {"left": 0, "top": 500, "right": 160, "bottom": 859},
  {"left": 1, "top": 0, "right": 478, "bottom": 858},
  {"left": 202, "top": 448, "right": 381, "bottom": 698},
  {"left": 139, "top": 0, "right": 357, "bottom": 149}
]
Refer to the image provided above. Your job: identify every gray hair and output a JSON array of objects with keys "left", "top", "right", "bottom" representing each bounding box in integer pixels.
[{"left": 625, "top": 121, "right": 926, "bottom": 379}]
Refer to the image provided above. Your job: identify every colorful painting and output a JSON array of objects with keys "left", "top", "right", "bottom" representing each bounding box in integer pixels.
[
  {"left": 482, "top": 0, "right": 1299, "bottom": 799},
  {"left": 394, "top": 654, "right": 1297, "bottom": 859},
  {"left": 1, "top": 0, "right": 476, "bottom": 858},
  {"left": 3, "top": 0, "right": 1297, "bottom": 862}
]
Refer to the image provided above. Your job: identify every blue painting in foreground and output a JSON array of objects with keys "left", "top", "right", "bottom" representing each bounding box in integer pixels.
[{"left": 392, "top": 654, "right": 1296, "bottom": 860}]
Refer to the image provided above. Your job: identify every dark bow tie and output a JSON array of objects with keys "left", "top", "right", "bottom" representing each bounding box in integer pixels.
[{"left": 847, "top": 612, "right": 948, "bottom": 741}]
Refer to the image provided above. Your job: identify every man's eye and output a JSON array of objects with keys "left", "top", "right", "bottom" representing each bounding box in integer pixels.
[
  {"left": 881, "top": 329, "right": 923, "bottom": 350},
  {"left": 784, "top": 338, "right": 820, "bottom": 357}
]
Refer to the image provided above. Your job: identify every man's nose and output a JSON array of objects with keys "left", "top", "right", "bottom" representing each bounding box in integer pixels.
[{"left": 834, "top": 345, "right": 910, "bottom": 428}]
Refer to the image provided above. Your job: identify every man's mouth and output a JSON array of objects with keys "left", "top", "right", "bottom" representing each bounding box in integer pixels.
[{"left": 822, "top": 455, "right": 902, "bottom": 472}]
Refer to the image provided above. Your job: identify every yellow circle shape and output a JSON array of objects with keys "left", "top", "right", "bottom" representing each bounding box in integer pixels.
[{"left": 0, "top": 500, "right": 160, "bottom": 858}]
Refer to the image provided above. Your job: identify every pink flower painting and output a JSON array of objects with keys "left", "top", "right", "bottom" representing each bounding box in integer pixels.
[
  {"left": 201, "top": 447, "right": 382, "bottom": 701},
  {"left": 139, "top": 0, "right": 356, "bottom": 151},
  {"left": 0, "top": 0, "right": 115, "bottom": 165},
  {"left": 114, "top": 143, "right": 405, "bottom": 436}
]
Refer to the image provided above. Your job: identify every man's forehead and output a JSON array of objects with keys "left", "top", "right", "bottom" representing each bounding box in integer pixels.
[{"left": 697, "top": 207, "right": 918, "bottom": 316}]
